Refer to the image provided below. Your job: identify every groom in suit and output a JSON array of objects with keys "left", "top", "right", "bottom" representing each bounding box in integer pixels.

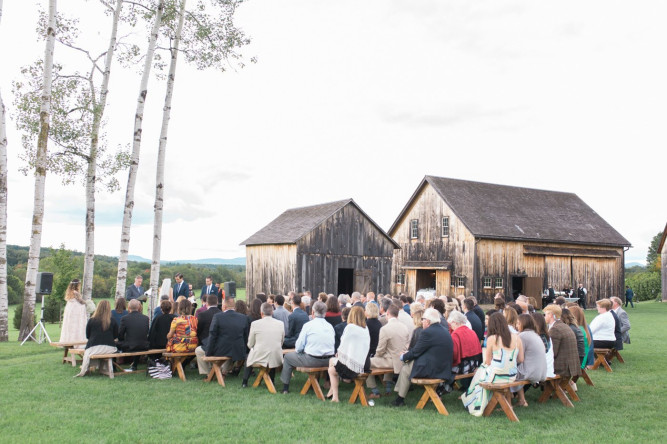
[
  {"left": 200, "top": 276, "right": 217, "bottom": 302},
  {"left": 173, "top": 273, "right": 189, "bottom": 299}
]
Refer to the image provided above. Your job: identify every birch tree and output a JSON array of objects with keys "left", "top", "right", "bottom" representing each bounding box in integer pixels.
[
  {"left": 148, "top": 0, "right": 252, "bottom": 312},
  {"left": 18, "top": 0, "right": 57, "bottom": 341},
  {"left": 0, "top": 0, "right": 9, "bottom": 342},
  {"left": 115, "top": 0, "right": 164, "bottom": 299}
]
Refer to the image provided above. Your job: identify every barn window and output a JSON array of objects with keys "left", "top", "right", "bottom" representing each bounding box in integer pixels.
[
  {"left": 456, "top": 276, "right": 466, "bottom": 288},
  {"left": 410, "top": 220, "right": 419, "bottom": 239},
  {"left": 397, "top": 273, "right": 405, "bottom": 284},
  {"left": 483, "top": 277, "right": 492, "bottom": 288},
  {"left": 495, "top": 278, "right": 503, "bottom": 288},
  {"left": 442, "top": 216, "right": 450, "bottom": 237}
]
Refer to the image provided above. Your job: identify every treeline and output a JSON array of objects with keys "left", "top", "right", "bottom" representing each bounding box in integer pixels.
[
  {"left": 7, "top": 244, "right": 245, "bottom": 309},
  {"left": 624, "top": 231, "right": 662, "bottom": 302}
]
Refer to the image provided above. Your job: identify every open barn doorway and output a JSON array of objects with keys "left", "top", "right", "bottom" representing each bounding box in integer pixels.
[
  {"left": 338, "top": 268, "right": 354, "bottom": 295},
  {"left": 511, "top": 276, "right": 524, "bottom": 301},
  {"left": 416, "top": 269, "right": 436, "bottom": 293}
]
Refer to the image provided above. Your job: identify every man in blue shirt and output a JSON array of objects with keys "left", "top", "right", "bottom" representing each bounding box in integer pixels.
[{"left": 280, "top": 301, "right": 335, "bottom": 394}]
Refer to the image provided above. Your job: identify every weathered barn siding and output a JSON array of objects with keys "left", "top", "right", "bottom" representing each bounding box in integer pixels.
[
  {"left": 297, "top": 203, "right": 394, "bottom": 295},
  {"left": 245, "top": 244, "right": 297, "bottom": 299},
  {"left": 391, "top": 183, "right": 474, "bottom": 297}
]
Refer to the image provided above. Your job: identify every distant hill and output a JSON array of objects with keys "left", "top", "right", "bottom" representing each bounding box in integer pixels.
[
  {"left": 128, "top": 255, "right": 245, "bottom": 265},
  {"left": 625, "top": 262, "right": 645, "bottom": 269}
]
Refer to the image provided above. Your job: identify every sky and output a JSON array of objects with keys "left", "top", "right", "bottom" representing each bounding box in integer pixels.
[{"left": 1, "top": 0, "right": 665, "bottom": 264}]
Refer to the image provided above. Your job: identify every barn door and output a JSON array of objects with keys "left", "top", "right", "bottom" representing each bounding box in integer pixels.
[
  {"left": 354, "top": 269, "right": 372, "bottom": 294},
  {"left": 524, "top": 277, "right": 543, "bottom": 308}
]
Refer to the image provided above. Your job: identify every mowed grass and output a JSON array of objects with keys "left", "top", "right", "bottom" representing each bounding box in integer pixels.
[{"left": 1, "top": 301, "right": 666, "bottom": 443}]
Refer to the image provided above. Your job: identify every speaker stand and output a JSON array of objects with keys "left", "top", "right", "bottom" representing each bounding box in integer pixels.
[{"left": 20, "top": 295, "right": 52, "bottom": 345}]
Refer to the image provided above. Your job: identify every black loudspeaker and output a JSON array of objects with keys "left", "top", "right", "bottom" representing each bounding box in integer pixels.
[
  {"left": 224, "top": 281, "right": 236, "bottom": 299},
  {"left": 36, "top": 272, "right": 54, "bottom": 295}
]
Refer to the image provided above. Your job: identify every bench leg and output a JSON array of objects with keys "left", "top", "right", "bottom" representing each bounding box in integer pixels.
[
  {"left": 206, "top": 363, "right": 225, "bottom": 386},
  {"left": 173, "top": 358, "right": 187, "bottom": 382},
  {"left": 593, "top": 353, "right": 612, "bottom": 372},
  {"left": 98, "top": 358, "right": 115, "bottom": 379},
  {"left": 424, "top": 384, "right": 449, "bottom": 416},
  {"left": 538, "top": 382, "right": 555, "bottom": 403},
  {"left": 253, "top": 367, "right": 276, "bottom": 393},
  {"left": 613, "top": 350, "right": 625, "bottom": 364},
  {"left": 560, "top": 379, "right": 579, "bottom": 403},
  {"left": 580, "top": 369, "right": 594, "bottom": 386},
  {"left": 484, "top": 389, "right": 519, "bottom": 422},
  {"left": 300, "top": 374, "right": 325, "bottom": 401}
]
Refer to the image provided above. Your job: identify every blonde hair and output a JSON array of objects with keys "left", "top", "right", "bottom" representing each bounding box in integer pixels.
[
  {"left": 365, "top": 302, "right": 379, "bottom": 319},
  {"left": 544, "top": 304, "right": 562, "bottom": 319},
  {"left": 410, "top": 303, "right": 424, "bottom": 328},
  {"left": 596, "top": 299, "right": 612, "bottom": 310},
  {"left": 347, "top": 306, "right": 367, "bottom": 328},
  {"left": 503, "top": 307, "right": 518, "bottom": 327},
  {"left": 64, "top": 279, "right": 81, "bottom": 301}
]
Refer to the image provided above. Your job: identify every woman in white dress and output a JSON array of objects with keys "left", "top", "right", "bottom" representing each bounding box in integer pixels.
[{"left": 59, "top": 279, "right": 88, "bottom": 347}]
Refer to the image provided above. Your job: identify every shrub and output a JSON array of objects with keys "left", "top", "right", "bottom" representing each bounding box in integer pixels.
[
  {"left": 43, "top": 295, "right": 63, "bottom": 323},
  {"left": 13, "top": 303, "right": 38, "bottom": 331}
]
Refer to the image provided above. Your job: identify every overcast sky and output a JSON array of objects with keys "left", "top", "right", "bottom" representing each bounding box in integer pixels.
[{"left": 1, "top": 0, "right": 665, "bottom": 264}]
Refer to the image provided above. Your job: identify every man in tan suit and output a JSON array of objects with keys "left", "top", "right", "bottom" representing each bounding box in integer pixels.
[
  {"left": 242, "top": 303, "right": 285, "bottom": 387},
  {"left": 367, "top": 305, "right": 410, "bottom": 398}
]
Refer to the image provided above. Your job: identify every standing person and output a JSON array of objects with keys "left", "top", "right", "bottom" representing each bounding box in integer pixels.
[
  {"left": 74, "top": 300, "right": 119, "bottom": 377},
  {"left": 118, "top": 299, "right": 150, "bottom": 371},
  {"left": 59, "top": 279, "right": 88, "bottom": 346},
  {"left": 624, "top": 286, "right": 635, "bottom": 308},
  {"left": 200, "top": 276, "right": 217, "bottom": 302},
  {"left": 576, "top": 283, "right": 587, "bottom": 309},
  {"left": 172, "top": 273, "right": 189, "bottom": 300},
  {"left": 327, "top": 306, "right": 371, "bottom": 402},
  {"left": 125, "top": 275, "right": 144, "bottom": 302}
]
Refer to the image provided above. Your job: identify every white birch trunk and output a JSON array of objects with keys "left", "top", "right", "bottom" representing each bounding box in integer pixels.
[
  {"left": 115, "top": 0, "right": 164, "bottom": 299},
  {"left": 18, "top": 0, "right": 57, "bottom": 341},
  {"left": 0, "top": 0, "right": 9, "bottom": 342},
  {"left": 149, "top": 0, "right": 186, "bottom": 320},
  {"left": 82, "top": 0, "right": 123, "bottom": 302}
]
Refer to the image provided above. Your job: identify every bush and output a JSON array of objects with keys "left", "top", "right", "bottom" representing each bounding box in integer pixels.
[
  {"left": 13, "top": 303, "right": 38, "bottom": 331},
  {"left": 7, "top": 275, "right": 24, "bottom": 305},
  {"left": 43, "top": 295, "right": 63, "bottom": 323},
  {"left": 626, "top": 271, "right": 661, "bottom": 302}
]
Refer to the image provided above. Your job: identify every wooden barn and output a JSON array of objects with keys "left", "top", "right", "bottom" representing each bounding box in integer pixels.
[
  {"left": 659, "top": 223, "right": 667, "bottom": 302},
  {"left": 241, "top": 199, "right": 399, "bottom": 302},
  {"left": 389, "top": 176, "right": 631, "bottom": 306}
]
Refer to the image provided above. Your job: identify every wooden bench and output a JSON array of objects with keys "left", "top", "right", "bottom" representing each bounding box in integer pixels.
[
  {"left": 478, "top": 380, "right": 531, "bottom": 422},
  {"left": 250, "top": 365, "right": 280, "bottom": 393},
  {"left": 349, "top": 368, "right": 394, "bottom": 406},
  {"left": 163, "top": 352, "right": 196, "bottom": 381},
  {"left": 296, "top": 366, "right": 329, "bottom": 401},
  {"left": 50, "top": 341, "right": 87, "bottom": 366},
  {"left": 409, "top": 374, "right": 474, "bottom": 416},
  {"left": 537, "top": 375, "right": 576, "bottom": 407},
  {"left": 202, "top": 356, "right": 231, "bottom": 386},
  {"left": 69, "top": 348, "right": 166, "bottom": 378},
  {"left": 573, "top": 368, "right": 595, "bottom": 387},
  {"left": 592, "top": 348, "right": 624, "bottom": 372}
]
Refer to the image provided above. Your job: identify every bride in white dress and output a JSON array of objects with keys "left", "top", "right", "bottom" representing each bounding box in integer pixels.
[{"left": 59, "top": 279, "right": 88, "bottom": 347}]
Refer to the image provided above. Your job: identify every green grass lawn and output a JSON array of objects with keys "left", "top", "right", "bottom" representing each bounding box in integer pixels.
[{"left": 1, "top": 302, "right": 666, "bottom": 443}]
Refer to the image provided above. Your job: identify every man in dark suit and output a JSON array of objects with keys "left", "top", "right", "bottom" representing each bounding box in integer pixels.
[
  {"left": 173, "top": 273, "right": 189, "bottom": 299},
  {"left": 463, "top": 298, "right": 484, "bottom": 341},
  {"left": 125, "top": 275, "right": 144, "bottom": 302},
  {"left": 544, "top": 304, "right": 581, "bottom": 379},
  {"left": 391, "top": 307, "right": 454, "bottom": 407},
  {"left": 283, "top": 294, "right": 309, "bottom": 349},
  {"left": 200, "top": 276, "right": 217, "bottom": 302},
  {"left": 203, "top": 297, "right": 250, "bottom": 375},
  {"left": 118, "top": 299, "right": 150, "bottom": 371},
  {"left": 194, "top": 294, "right": 222, "bottom": 377}
]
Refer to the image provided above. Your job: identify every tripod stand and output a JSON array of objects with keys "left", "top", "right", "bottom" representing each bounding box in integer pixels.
[{"left": 20, "top": 294, "right": 52, "bottom": 345}]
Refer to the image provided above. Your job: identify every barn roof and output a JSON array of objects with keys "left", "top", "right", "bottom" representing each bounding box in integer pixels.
[
  {"left": 241, "top": 198, "right": 399, "bottom": 248},
  {"left": 389, "top": 176, "right": 631, "bottom": 248}
]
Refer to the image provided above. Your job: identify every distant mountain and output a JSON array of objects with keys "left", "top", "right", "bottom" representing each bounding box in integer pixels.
[
  {"left": 127, "top": 255, "right": 245, "bottom": 265},
  {"left": 625, "top": 262, "right": 645, "bottom": 269}
]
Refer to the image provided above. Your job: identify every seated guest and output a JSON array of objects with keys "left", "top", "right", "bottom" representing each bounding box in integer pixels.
[
  {"left": 152, "top": 295, "right": 170, "bottom": 320},
  {"left": 283, "top": 294, "right": 309, "bottom": 349},
  {"left": 468, "top": 297, "right": 485, "bottom": 328},
  {"left": 494, "top": 293, "right": 506, "bottom": 311},
  {"left": 350, "top": 292, "right": 363, "bottom": 307},
  {"left": 193, "top": 295, "right": 222, "bottom": 369},
  {"left": 256, "top": 293, "right": 267, "bottom": 303},
  {"left": 561, "top": 308, "right": 585, "bottom": 365},
  {"left": 148, "top": 300, "right": 175, "bottom": 350},
  {"left": 590, "top": 298, "right": 617, "bottom": 349},
  {"left": 166, "top": 299, "right": 198, "bottom": 353},
  {"left": 284, "top": 302, "right": 292, "bottom": 312},
  {"left": 569, "top": 305, "right": 594, "bottom": 369},
  {"left": 400, "top": 295, "right": 410, "bottom": 314},
  {"left": 235, "top": 300, "right": 248, "bottom": 315},
  {"left": 367, "top": 305, "right": 410, "bottom": 398},
  {"left": 448, "top": 311, "right": 483, "bottom": 391},
  {"left": 202, "top": 297, "right": 250, "bottom": 376},
  {"left": 302, "top": 294, "right": 312, "bottom": 316},
  {"left": 194, "top": 296, "right": 210, "bottom": 317},
  {"left": 111, "top": 297, "right": 128, "bottom": 327},
  {"left": 512, "top": 314, "right": 546, "bottom": 407},
  {"left": 543, "top": 304, "right": 581, "bottom": 379},
  {"left": 249, "top": 298, "right": 262, "bottom": 323},
  {"left": 378, "top": 297, "right": 392, "bottom": 326},
  {"left": 118, "top": 299, "right": 150, "bottom": 371},
  {"left": 504, "top": 307, "right": 519, "bottom": 334},
  {"left": 75, "top": 300, "right": 119, "bottom": 377},
  {"left": 327, "top": 306, "right": 371, "bottom": 402},
  {"left": 395, "top": 301, "right": 415, "bottom": 339},
  {"left": 555, "top": 296, "right": 567, "bottom": 306},
  {"left": 280, "top": 301, "right": 335, "bottom": 394},
  {"left": 325, "top": 295, "right": 342, "bottom": 327},
  {"left": 391, "top": 308, "right": 454, "bottom": 407},
  {"left": 463, "top": 298, "right": 484, "bottom": 342},
  {"left": 365, "top": 303, "right": 382, "bottom": 357},
  {"left": 408, "top": 303, "right": 424, "bottom": 349},
  {"left": 430, "top": 298, "right": 450, "bottom": 329},
  {"left": 318, "top": 292, "right": 329, "bottom": 304},
  {"left": 272, "top": 295, "right": 290, "bottom": 334},
  {"left": 531, "top": 312, "right": 555, "bottom": 378},
  {"left": 462, "top": 313, "right": 522, "bottom": 416},
  {"left": 610, "top": 297, "right": 628, "bottom": 350},
  {"left": 242, "top": 303, "right": 285, "bottom": 387},
  {"left": 334, "top": 307, "right": 351, "bottom": 352}
]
